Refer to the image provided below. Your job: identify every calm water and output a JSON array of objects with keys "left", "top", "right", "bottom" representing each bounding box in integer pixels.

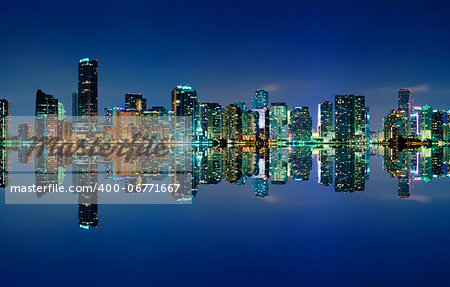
[{"left": 1, "top": 145, "right": 450, "bottom": 286}]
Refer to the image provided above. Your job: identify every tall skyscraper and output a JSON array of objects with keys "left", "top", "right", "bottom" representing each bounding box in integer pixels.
[
  {"left": 171, "top": 85, "right": 199, "bottom": 139},
  {"left": 335, "top": 94, "right": 367, "bottom": 141},
  {"left": 201, "top": 102, "right": 222, "bottom": 140},
  {"left": 35, "top": 89, "right": 58, "bottom": 138},
  {"left": 72, "top": 90, "right": 78, "bottom": 117},
  {"left": 318, "top": 100, "right": 333, "bottom": 138},
  {"left": 234, "top": 101, "right": 248, "bottom": 112},
  {"left": 398, "top": 89, "right": 411, "bottom": 134},
  {"left": 35, "top": 89, "right": 58, "bottom": 116},
  {"left": 58, "top": 102, "right": 66, "bottom": 120},
  {"left": 252, "top": 89, "right": 269, "bottom": 109},
  {"left": 420, "top": 105, "right": 433, "bottom": 140},
  {"left": 0, "top": 99, "right": 11, "bottom": 140},
  {"left": 289, "top": 106, "right": 312, "bottom": 141},
  {"left": 78, "top": 58, "right": 98, "bottom": 117},
  {"left": 222, "top": 104, "right": 242, "bottom": 141},
  {"left": 432, "top": 110, "right": 444, "bottom": 141},
  {"left": 398, "top": 88, "right": 411, "bottom": 115},
  {"left": 410, "top": 106, "right": 422, "bottom": 137},
  {"left": 271, "top": 102, "right": 288, "bottom": 141},
  {"left": 125, "top": 93, "right": 147, "bottom": 111},
  {"left": 383, "top": 109, "right": 408, "bottom": 140},
  {"left": 242, "top": 110, "right": 258, "bottom": 141}
]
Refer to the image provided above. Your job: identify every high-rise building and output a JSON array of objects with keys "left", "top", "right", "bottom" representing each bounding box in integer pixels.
[
  {"left": 72, "top": 90, "right": 78, "bottom": 117},
  {"left": 383, "top": 109, "right": 408, "bottom": 140},
  {"left": 78, "top": 58, "right": 98, "bottom": 117},
  {"left": 365, "top": 107, "right": 370, "bottom": 139},
  {"left": 234, "top": 101, "right": 248, "bottom": 112},
  {"left": 171, "top": 85, "right": 198, "bottom": 138},
  {"left": 201, "top": 103, "right": 222, "bottom": 140},
  {"left": 242, "top": 110, "right": 258, "bottom": 141},
  {"left": 0, "top": 99, "right": 11, "bottom": 140},
  {"left": 318, "top": 100, "right": 333, "bottom": 138},
  {"left": 271, "top": 102, "right": 288, "bottom": 141},
  {"left": 58, "top": 102, "right": 66, "bottom": 120},
  {"left": 398, "top": 89, "right": 411, "bottom": 115},
  {"left": 354, "top": 95, "right": 366, "bottom": 139},
  {"left": 35, "top": 89, "right": 58, "bottom": 116},
  {"left": 222, "top": 104, "right": 242, "bottom": 141},
  {"left": 420, "top": 105, "right": 433, "bottom": 140},
  {"left": 125, "top": 93, "right": 147, "bottom": 111},
  {"left": 35, "top": 89, "right": 58, "bottom": 138},
  {"left": 289, "top": 106, "right": 312, "bottom": 142},
  {"left": 410, "top": 106, "right": 422, "bottom": 137},
  {"left": 432, "top": 110, "right": 444, "bottom": 141},
  {"left": 335, "top": 94, "right": 367, "bottom": 141},
  {"left": 252, "top": 89, "right": 268, "bottom": 109}
]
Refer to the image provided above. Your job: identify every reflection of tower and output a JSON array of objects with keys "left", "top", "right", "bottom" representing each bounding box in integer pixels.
[
  {"left": 172, "top": 145, "right": 195, "bottom": 202},
  {"left": 270, "top": 148, "right": 288, "bottom": 184},
  {"left": 334, "top": 147, "right": 367, "bottom": 192},
  {"left": 201, "top": 149, "right": 222, "bottom": 184},
  {"left": 73, "top": 158, "right": 99, "bottom": 229},
  {"left": 0, "top": 147, "right": 10, "bottom": 188},
  {"left": 0, "top": 99, "right": 11, "bottom": 140},
  {"left": 252, "top": 178, "right": 269, "bottom": 197},
  {"left": 35, "top": 149, "right": 59, "bottom": 197},
  {"left": 398, "top": 176, "right": 410, "bottom": 198},
  {"left": 222, "top": 148, "right": 242, "bottom": 183},
  {"left": 252, "top": 148, "right": 270, "bottom": 197},
  {"left": 288, "top": 146, "right": 312, "bottom": 181},
  {"left": 318, "top": 149, "right": 333, "bottom": 186}
]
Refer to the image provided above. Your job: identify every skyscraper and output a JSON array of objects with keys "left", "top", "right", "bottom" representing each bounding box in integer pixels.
[
  {"left": 271, "top": 102, "right": 288, "bottom": 141},
  {"left": 318, "top": 100, "right": 333, "bottom": 138},
  {"left": 72, "top": 90, "right": 78, "bottom": 117},
  {"left": 420, "top": 105, "right": 433, "bottom": 140},
  {"left": 222, "top": 104, "right": 242, "bottom": 141},
  {"left": 432, "top": 110, "right": 444, "bottom": 141},
  {"left": 383, "top": 109, "right": 408, "bottom": 140},
  {"left": 252, "top": 89, "right": 269, "bottom": 109},
  {"left": 335, "top": 94, "right": 367, "bottom": 141},
  {"left": 78, "top": 58, "right": 98, "bottom": 117},
  {"left": 58, "top": 102, "right": 66, "bottom": 120},
  {"left": 171, "top": 85, "right": 199, "bottom": 139},
  {"left": 35, "top": 89, "right": 58, "bottom": 137},
  {"left": 0, "top": 99, "right": 11, "bottom": 140},
  {"left": 398, "top": 88, "right": 411, "bottom": 115},
  {"left": 35, "top": 89, "right": 58, "bottom": 116},
  {"left": 125, "top": 93, "right": 147, "bottom": 111},
  {"left": 398, "top": 89, "right": 411, "bottom": 134},
  {"left": 201, "top": 102, "right": 222, "bottom": 140},
  {"left": 289, "top": 106, "right": 312, "bottom": 142}
]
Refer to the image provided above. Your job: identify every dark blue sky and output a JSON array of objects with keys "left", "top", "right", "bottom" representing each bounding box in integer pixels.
[{"left": 2, "top": 0, "right": 450, "bottom": 130}]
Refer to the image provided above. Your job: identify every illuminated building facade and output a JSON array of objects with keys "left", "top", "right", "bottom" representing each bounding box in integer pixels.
[
  {"left": 0, "top": 99, "right": 11, "bottom": 140},
  {"left": 222, "top": 104, "right": 242, "bottom": 141},
  {"left": 201, "top": 102, "right": 222, "bottom": 140},
  {"left": 289, "top": 106, "right": 312, "bottom": 142},
  {"left": 77, "top": 58, "right": 98, "bottom": 117},
  {"left": 252, "top": 89, "right": 268, "bottom": 109},
  {"left": 318, "top": 100, "right": 333, "bottom": 138}
]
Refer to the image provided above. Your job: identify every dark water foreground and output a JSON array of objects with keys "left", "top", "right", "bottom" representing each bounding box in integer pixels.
[{"left": 0, "top": 145, "right": 449, "bottom": 286}]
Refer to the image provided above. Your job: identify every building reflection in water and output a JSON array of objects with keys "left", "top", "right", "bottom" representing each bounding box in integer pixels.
[{"left": 1, "top": 145, "right": 450, "bottom": 229}]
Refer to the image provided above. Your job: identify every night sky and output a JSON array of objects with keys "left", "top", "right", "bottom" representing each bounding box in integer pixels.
[{"left": 2, "top": 0, "right": 450, "bottom": 130}]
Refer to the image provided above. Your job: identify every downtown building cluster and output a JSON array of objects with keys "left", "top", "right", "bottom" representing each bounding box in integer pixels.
[
  {"left": 382, "top": 89, "right": 450, "bottom": 142},
  {"left": 0, "top": 58, "right": 449, "bottom": 145}
]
